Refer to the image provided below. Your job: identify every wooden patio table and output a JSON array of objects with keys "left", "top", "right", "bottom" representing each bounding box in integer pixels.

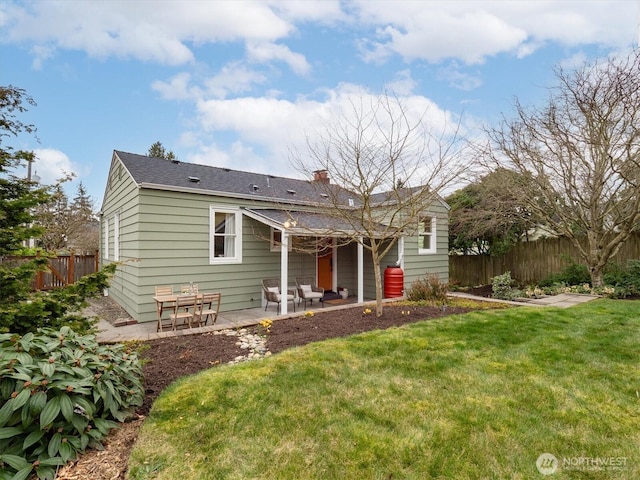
[{"left": 154, "top": 293, "right": 203, "bottom": 332}]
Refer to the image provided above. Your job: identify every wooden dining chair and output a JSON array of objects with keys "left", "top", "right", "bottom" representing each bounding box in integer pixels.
[
  {"left": 154, "top": 285, "right": 176, "bottom": 332},
  {"left": 194, "top": 292, "right": 222, "bottom": 326},
  {"left": 180, "top": 284, "right": 199, "bottom": 294},
  {"left": 155, "top": 285, "right": 174, "bottom": 296},
  {"left": 169, "top": 294, "right": 198, "bottom": 330}
]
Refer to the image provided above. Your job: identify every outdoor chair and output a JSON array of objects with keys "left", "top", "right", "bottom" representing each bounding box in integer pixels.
[
  {"left": 195, "top": 292, "right": 221, "bottom": 326},
  {"left": 180, "top": 283, "right": 199, "bottom": 294},
  {"left": 262, "top": 278, "right": 295, "bottom": 314},
  {"left": 296, "top": 276, "right": 324, "bottom": 309},
  {"left": 169, "top": 293, "right": 198, "bottom": 330},
  {"left": 154, "top": 285, "right": 174, "bottom": 296},
  {"left": 154, "top": 285, "right": 176, "bottom": 331}
]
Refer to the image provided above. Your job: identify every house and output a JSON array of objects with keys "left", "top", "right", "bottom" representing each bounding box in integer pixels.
[{"left": 100, "top": 150, "right": 450, "bottom": 323}]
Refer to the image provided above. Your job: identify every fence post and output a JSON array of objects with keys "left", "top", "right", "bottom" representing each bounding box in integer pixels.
[
  {"left": 68, "top": 249, "right": 75, "bottom": 285},
  {"left": 95, "top": 249, "right": 99, "bottom": 272},
  {"left": 35, "top": 251, "right": 44, "bottom": 290}
]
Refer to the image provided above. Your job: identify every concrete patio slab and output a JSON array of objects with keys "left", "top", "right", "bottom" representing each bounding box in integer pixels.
[{"left": 526, "top": 293, "right": 600, "bottom": 307}]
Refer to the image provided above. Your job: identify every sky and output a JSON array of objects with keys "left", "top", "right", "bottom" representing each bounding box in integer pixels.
[{"left": 1, "top": 0, "right": 639, "bottom": 209}]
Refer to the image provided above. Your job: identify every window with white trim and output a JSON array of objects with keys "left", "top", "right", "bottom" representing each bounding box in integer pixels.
[
  {"left": 113, "top": 213, "right": 120, "bottom": 260},
  {"left": 103, "top": 217, "right": 109, "bottom": 260},
  {"left": 418, "top": 216, "right": 437, "bottom": 254},
  {"left": 270, "top": 228, "right": 292, "bottom": 252},
  {"left": 209, "top": 206, "right": 242, "bottom": 263}
]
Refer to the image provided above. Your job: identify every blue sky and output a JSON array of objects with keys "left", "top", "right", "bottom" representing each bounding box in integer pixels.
[{"left": 1, "top": 0, "right": 638, "bottom": 208}]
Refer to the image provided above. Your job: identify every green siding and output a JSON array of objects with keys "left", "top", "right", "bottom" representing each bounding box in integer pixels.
[
  {"left": 100, "top": 157, "right": 141, "bottom": 319},
  {"left": 403, "top": 202, "right": 450, "bottom": 290}
]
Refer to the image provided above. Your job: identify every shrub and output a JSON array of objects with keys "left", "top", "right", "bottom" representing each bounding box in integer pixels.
[
  {"left": 0, "top": 326, "right": 144, "bottom": 480},
  {"left": 604, "top": 259, "right": 640, "bottom": 298},
  {"left": 406, "top": 274, "right": 449, "bottom": 305},
  {"left": 538, "top": 257, "right": 591, "bottom": 287},
  {"left": 0, "top": 262, "right": 117, "bottom": 335},
  {"left": 491, "top": 271, "right": 521, "bottom": 301}
]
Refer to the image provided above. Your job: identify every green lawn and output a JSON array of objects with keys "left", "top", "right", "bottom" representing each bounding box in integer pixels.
[{"left": 129, "top": 300, "right": 639, "bottom": 479}]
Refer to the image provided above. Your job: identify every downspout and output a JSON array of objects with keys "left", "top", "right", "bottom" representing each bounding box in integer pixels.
[
  {"left": 357, "top": 237, "right": 364, "bottom": 303},
  {"left": 396, "top": 237, "right": 405, "bottom": 270}
]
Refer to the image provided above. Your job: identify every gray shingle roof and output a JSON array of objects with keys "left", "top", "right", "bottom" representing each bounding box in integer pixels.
[
  {"left": 244, "top": 208, "right": 383, "bottom": 234},
  {"left": 114, "top": 150, "right": 353, "bottom": 206}
]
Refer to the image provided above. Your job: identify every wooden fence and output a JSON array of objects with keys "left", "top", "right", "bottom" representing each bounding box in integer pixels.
[
  {"left": 449, "top": 233, "right": 640, "bottom": 286},
  {"left": 1, "top": 251, "right": 99, "bottom": 291}
]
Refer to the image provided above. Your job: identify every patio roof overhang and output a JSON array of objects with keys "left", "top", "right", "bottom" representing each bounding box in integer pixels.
[{"left": 242, "top": 207, "right": 389, "bottom": 238}]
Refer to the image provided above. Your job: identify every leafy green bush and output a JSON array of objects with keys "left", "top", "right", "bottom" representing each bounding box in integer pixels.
[
  {"left": 491, "top": 271, "right": 521, "bottom": 301},
  {"left": 0, "top": 262, "right": 117, "bottom": 335},
  {"left": 406, "top": 274, "right": 449, "bottom": 305},
  {"left": 538, "top": 257, "right": 591, "bottom": 287},
  {"left": 604, "top": 259, "right": 640, "bottom": 298},
  {"left": 0, "top": 326, "right": 144, "bottom": 480}
]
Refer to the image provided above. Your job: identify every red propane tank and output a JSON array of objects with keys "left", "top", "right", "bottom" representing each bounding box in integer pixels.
[{"left": 384, "top": 266, "right": 404, "bottom": 298}]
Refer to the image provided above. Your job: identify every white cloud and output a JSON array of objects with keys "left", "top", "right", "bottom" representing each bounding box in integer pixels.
[
  {"left": 385, "top": 69, "right": 417, "bottom": 96},
  {"left": 272, "top": 0, "right": 346, "bottom": 23},
  {"left": 437, "top": 64, "right": 483, "bottom": 91},
  {"left": 1, "top": 0, "right": 294, "bottom": 66},
  {"left": 190, "top": 83, "right": 462, "bottom": 180},
  {"left": 152, "top": 73, "right": 201, "bottom": 101},
  {"left": 559, "top": 51, "right": 589, "bottom": 70},
  {"left": 353, "top": 0, "right": 637, "bottom": 65},
  {"left": 30, "top": 148, "right": 77, "bottom": 185},
  {"left": 246, "top": 42, "right": 311, "bottom": 76},
  {"left": 3, "top": 0, "right": 635, "bottom": 70},
  {"left": 203, "top": 62, "right": 269, "bottom": 99}
]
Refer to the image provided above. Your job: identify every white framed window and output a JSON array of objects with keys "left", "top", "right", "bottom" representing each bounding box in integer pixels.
[
  {"left": 270, "top": 228, "right": 292, "bottom": 252},
  {"left": 113, "top": 213, "right": 120, "bottom": 261},
  {"left": 418, "top": 216, "right": 437, "bottom": 254},
  {"left": 103, "top": 217, "right": 109, "bottom": 260},
  {"left": 209, "top": 206, "right": 242, "bottom": 264}
]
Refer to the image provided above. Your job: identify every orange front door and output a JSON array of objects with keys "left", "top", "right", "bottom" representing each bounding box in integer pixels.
[{"left": 317, "top": 249, "right": 333, "bottom": 291}]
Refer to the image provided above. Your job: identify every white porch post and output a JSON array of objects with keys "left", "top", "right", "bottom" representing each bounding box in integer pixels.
[
  {"left": 280, "top": 230, "right": 289, "bottom": 315},
  {"left": 357, "top": 237, "right": 364, "bottom": 303},
  {"left": 332, "top": 242, "right": 338, "bottom": 292}
]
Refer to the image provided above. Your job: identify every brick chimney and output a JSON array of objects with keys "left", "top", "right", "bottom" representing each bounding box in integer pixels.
[{"left": 313, "top": 169, "right": 330, "bottom": 183}]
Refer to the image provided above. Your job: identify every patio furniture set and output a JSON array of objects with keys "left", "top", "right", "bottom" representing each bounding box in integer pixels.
[
  {"left": 262, "top": 276, "right": 325, "bottom": 314},
  {"left": 154, "top": 284, "right": 222, "bottom": 332},
  {"left": 154, "top": 277, "right": 327, "bottom": 331}
]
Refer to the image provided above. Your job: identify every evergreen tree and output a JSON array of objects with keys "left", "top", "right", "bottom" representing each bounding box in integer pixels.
[
  {"left": 0, "top": 85, "right": 114, "bottom": 334},
  {"left": 68, "top": 181, "right": 99, "bottom": 252},
  {"left": 0, "top": 86, "right": 49, "bottom": 255},
  {"left": 148, "top": 140, "right": 178, "bottom": 160}
]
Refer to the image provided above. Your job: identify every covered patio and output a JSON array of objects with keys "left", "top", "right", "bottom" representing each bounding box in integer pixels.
[{"left": 242, "top": 207, "right": 400, "bottom": 316}]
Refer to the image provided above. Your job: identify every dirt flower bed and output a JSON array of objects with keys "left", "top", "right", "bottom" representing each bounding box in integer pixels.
[{"left": 57, "top": 300, "right": 494, "bottom": 479}]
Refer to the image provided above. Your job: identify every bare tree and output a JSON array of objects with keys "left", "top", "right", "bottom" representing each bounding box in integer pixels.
[
  {"left": 291, "top": 92, "right": 468, "bottom": 315},
  {"left": 33, "top": 183, "right": 70, "bottom": 251},
  {"left": 486, "top": 50, "right": 640, "bottom": 286},
  {"left": 31, "top": 181, "right": 98, "bottom": 253}
]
